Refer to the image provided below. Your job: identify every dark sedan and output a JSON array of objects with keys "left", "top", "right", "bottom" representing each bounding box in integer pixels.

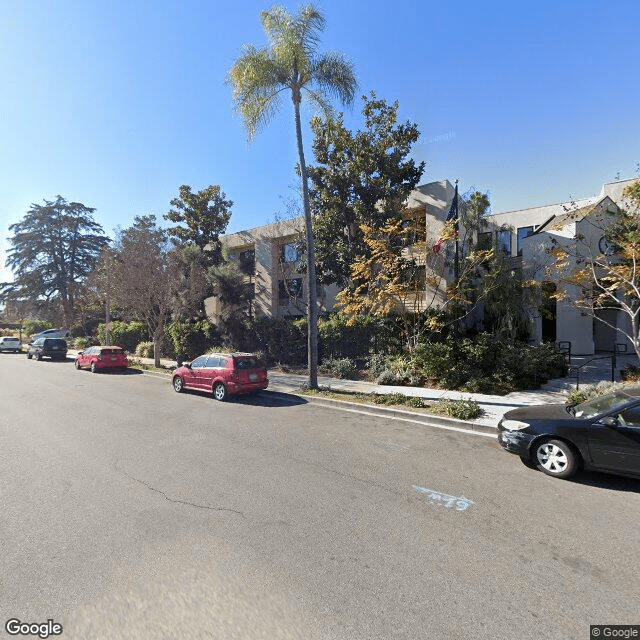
[{"left": 498, "top": 386, "right": 640, "bottom": 480}]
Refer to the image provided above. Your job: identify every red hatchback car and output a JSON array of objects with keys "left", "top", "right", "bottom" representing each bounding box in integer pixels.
[
  {"left": 172, "top": 352, "right": 268, "bottom": 401},
  {"left": 75, "top": 346, "right": 129, "bottom": 373}
]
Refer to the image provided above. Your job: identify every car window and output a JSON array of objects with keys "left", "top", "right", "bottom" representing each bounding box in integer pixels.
[
  {"left": 234, "top": 357, "right": 258, "bottom": 370},
  {"left": 102, "top": 348, "right": 123, "bottom": 355},
  {"left": 218, "top": 357, "right": 229, "bottom": 368},
  {"left": 574, "top": 391, "right": 638, "bottom": 419},
  {"left": 618, "top": 406, "right": 640, "bottom": 427},
  {"left": 206, "top": 356, "right": 220, "bottom": 368},
  {"left": 191, "top": 356, "right": 207, "bottom": 368}
]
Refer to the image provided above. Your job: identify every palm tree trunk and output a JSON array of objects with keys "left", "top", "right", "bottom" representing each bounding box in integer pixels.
[{"left": 293, "top": 99, "right": 319, "bottom": 388}]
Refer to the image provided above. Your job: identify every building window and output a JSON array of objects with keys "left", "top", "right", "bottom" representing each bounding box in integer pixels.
[
  {"left": 496, "top": 230, "right": 512, "bottom": 256},
  {"left": 477, "top": 231, "right": 493, "bottom": 250},
  {"left": 281, "top": 242, "right": 302, "bottom": 263},
  {"left": 516, "top": 227, "right": 534, "bottom": 256},
  {"left": 278, "top": 278, "right": 303, "bottom": 303},
  {"left": 238, "top": 248, "right": 255, "bottom": 275}
]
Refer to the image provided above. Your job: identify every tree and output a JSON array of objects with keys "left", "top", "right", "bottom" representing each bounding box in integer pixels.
[
  {"left": 110, "top": 216, "right": 177, "bottom": 367},
  {"left": 547, "top": 180, "right": 640, "bottom": 359},
  {"left": 228, "top": 3, "right": 357, "bottom": 389},
  {"left": 206, "top": 250, "right": 253, "bottom": 348},
  {"left": 164, "top": 184, "right": 232, "bottom": 265},
  {"left": 1, "top": 196, "right": 109, "bottom": 326},
  {"left": 309, "top": 92, "right": 425, "bottom": 287}
]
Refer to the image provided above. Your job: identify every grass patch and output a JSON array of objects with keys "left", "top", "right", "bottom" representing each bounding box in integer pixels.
[
  {"left": 128, "top": 359, "right": 173, "bottom": 376},
  {"left": 298, "top": 388, "right": 484, "bottom": 420}
]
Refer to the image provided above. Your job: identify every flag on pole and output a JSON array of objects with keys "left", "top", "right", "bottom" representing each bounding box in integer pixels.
[{"left": 433, "top": 182, "right": 459, "bottom": 253}]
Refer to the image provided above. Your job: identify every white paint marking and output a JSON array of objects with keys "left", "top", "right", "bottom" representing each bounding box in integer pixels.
[
  {"left": 311, "top": 404, "right": 495, "bottom": 438},
  {"left": 412, "top": 485, "right": 474, "bottom": 511}
]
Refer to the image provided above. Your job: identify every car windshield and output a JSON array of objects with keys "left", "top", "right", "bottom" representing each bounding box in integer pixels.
[{"left": 573, "top": 390, "right": 640, "bottom": 418}]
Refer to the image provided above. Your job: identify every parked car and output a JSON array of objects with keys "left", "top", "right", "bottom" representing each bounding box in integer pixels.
[
  {"left": 498, "top": 386, "right": 640, "bottom": 480},
  {"left": 172, "top": 352, "right": 268, "bottom": 401},
  {"left": 0, "top": 336, "right": 21, "bottom": 353},
  {"left": 28, "top": 328, "right": 70, "bottom": 343},
  {"left": 75, "top": 346, "right": 129, "bottom": 373},
  {"left": 27, "top": 338, "right": 68, "bottom": 361}
]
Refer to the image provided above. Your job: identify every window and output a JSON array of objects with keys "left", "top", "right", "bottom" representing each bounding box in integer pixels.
[
  {"left": 238, "top": 249, "right": 255, "bottom": 275},
  {"left": 278, "top": 278, "right": 303, "bottom": 303},
  {"left": 190, "top": 356, "right": 207, "bottom": 368},
  {"left": 517, "top": 227, "right": 534, "bottom": 256},
  {"left": 618, "top": 407, "right": 640, "bottom": 427},
  {"left": 206, "top": 356, "right": 221, "bottom": 368},
  {"left": 281, "top": 242, "right": 301, "bottom": 263},
  {"left": 477, "top": 231, "right": 493, "bottom": 250},
  {"left": 496, "top": 230, "right": 512, "bottom": 256}
]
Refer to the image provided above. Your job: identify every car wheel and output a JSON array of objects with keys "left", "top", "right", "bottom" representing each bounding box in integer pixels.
[
  {"left": 535, "top": 438, "right": 578, "bottom": 479},
  {"left": 173, "top": 376, "right": 184, "bottom": 393},
  {"left": 90, "top": 363, "right": 97, "bottom": 373},
  {"left": 27, "top": 352, "right": 32, "bottom": 359},
  {"left": 35, "top": 352, "right": 42, "bottom": 361},
  {"left": 213, "top": 382, "right": 227, "bottom": 401},
  {"left": 75, "top": 360, "right": 81, "bottom": 369}
]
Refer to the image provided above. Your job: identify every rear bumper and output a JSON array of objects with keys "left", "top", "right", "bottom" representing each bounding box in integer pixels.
[
  {"left": 227, "top": 380, "right": 269, "bottom": 394},
  {"left": 95, "top": 360, "right": 128, "bottom": 369}
]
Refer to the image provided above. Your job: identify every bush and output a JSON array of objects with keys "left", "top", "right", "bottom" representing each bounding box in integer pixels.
[
  {"left": 23, "top": 320, "right": 53, "bottom": 337},
  {"left": 321, "top": 357, "right": 358, "bottom": 379},
  {"left": 135, "top": 341, "right": 154, "bottom": 358},
  {"left": 439, "top": 399, "right": 484, "bottom": 420},
  {"left": 98, "top": 321, "right": 148, "bottom": 352},
  {"left": 73, "top": 336, "right": 97, "bottom": 350},
  {"left": 166, "top": 320, "right": 219, "bottom": 362}
]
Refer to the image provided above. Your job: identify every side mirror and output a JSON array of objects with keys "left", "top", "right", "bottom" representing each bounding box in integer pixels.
[
  {"left": 184, "top": 362, "right": 192, "bottom": 370},
  {"left": 78, "top": 351, "right": 84, "bottom": 355},
  {"left": 599, "top": 416, "right": 618, "bottom": 427}
]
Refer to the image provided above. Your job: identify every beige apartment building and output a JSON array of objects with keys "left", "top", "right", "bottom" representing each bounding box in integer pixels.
[{"left": 208, "top": 177, "right": 639, "bottom": 356}]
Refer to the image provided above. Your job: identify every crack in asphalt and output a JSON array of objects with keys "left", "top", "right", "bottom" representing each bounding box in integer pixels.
[{"left": 120, "top": 470, "right": 245, "bottom": 517}]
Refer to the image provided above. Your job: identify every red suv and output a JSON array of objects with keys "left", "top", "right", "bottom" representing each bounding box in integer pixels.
[
  {"left": 75, "top": 346, "right": 129, "bottom": 372},
  {"left": 172, "top": 352, "right": 268, "bottom": 401}
]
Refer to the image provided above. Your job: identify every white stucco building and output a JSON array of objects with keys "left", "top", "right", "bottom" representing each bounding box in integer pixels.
[{"left": 209, "top": 177, "right": 639, "bottom": 356}]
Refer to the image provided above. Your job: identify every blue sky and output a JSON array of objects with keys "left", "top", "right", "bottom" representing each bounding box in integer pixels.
[{"left": 1, "top": 0, "right": 639, "bottom": 283}]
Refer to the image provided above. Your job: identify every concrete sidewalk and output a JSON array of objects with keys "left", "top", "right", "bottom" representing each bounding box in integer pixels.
[{"left": 106, "top": 351, "right": 628, "bottom": 431}]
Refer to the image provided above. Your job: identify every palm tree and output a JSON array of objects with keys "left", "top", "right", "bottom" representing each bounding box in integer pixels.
[{"left": 228, "top": 4, "right": 357, "bottom": 388}]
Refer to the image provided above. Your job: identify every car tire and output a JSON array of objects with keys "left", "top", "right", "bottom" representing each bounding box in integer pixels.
[
  {"left": 75, "top": 360, "right": 81, "bottom": 369},
  {"left": 27, "top": 352, "right": 32, "bottom": 359},
  {"left": 35, "top": 352, "right": 42, "bottom": 361},
  {"left": 90, "top": 363, "right": 97, "bottom": 373},
  {"left": 173, "top": 376, "right": 184, "bottom": 393},
  {"left": 213, "top": 382, "right": 227, "bottom": 402},
  {"left": 535, "top": 438, "right": 579, "bottom": 479}
]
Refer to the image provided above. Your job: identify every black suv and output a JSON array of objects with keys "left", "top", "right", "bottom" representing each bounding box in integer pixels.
[{"left": 27, "top": 338, "right": 68, "bottom": 361}]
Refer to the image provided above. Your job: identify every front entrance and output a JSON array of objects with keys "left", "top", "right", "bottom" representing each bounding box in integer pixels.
[
  {"left": 541, "top": 282, "right": 557, "bottom": 343},
  {"left": 593, "top": 308, "right": 618, "bottom": 352}
]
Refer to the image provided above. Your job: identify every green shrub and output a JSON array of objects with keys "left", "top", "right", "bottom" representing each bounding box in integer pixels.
[
  {"left": 167, "top": 320, "right": 219, "bottom": 362},
  {"left": 135, "top": 341, "right": 154, "bottom": 358},
  {"left": 73, "top": 336, "right": 97, "bottom": 350},
  {"left": 23, "top": 320, "right": 53, "bottom": 337},
  {"left": 98, "top": 321, "right": 148, "bottom": 352},
  {"left": 322, "top": 357, "right": 358, "bottom": 379},
  {"left": 439, "top": 399, "right": 484, "bottom": 420},
  {"left": 566, "top": 388, "right": 588, "bottom": 405}
]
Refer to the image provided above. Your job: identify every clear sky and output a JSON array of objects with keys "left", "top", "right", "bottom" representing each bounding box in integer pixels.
[{"left": 1, "top": 0, "right": 638, "bottom": 283}]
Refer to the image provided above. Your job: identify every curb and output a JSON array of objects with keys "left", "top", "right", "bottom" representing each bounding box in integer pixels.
[{"left": 264, "top": 387, "right": 497, "bottom": 436}]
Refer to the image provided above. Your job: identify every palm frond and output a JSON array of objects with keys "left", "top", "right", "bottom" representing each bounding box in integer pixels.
[{"left": 312, "top": 52, "right": 357, "bottom": 106}]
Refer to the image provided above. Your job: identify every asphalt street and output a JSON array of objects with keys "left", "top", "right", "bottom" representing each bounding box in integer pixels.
[{"left": 1, "top": 354, "right": 639, "bottom": 640}]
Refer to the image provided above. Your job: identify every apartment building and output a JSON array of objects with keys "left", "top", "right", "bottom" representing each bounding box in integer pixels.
[{"left": 208, "top": 177, "right": 639, "bottom": 355}]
